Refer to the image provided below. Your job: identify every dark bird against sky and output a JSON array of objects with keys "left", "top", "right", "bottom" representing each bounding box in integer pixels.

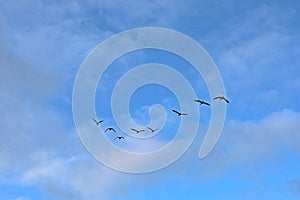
[
  {"left": 172, "top": 109, "right": 188, "bottom": 116},
  {"left": 213, "top": 96, "right": 230, "bottom": 103},
  {"left": 105, "top": 127, "right": 116, "bottom": 132},
  {"left": 147, "top": 127, "right": 158, "bottom": 133},
  {"left": 114, "top": 136, "right": 124, "bottom": 140},
  {"left": 131, "top": 128, "right": 145, "bottom": 134},
  {"left": 92, "top": 118, "right": 104, "bottom": 125},
  {"left": 194, "top": 99, "right": 210, "bottom": 106}
]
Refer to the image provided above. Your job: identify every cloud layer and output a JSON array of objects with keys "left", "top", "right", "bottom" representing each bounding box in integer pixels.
[{"left": 1, "top": 1, "right": 300, "bottom": 199}]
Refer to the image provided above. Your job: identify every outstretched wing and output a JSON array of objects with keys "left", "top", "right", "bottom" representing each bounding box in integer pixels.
[
  {"left": 147, "top": 127, "right": 153, "bottom": 131},
  {"left": 131, "top": 128, "right": 138, "bottom": 132},
  {"left": 223, "top": 98, "right": 230, "bottom": 103},
  {"left": 195, "top": 99, "right": 210, "bottom": 106},
  {"left": 92, "top": 118, "right": 98, "bottom": 123},
  {"left": 213, "top": 96, "right": 221, "bottom": 100},
  {"left": 172, "top": 109, "right": 180, "bottom": 115},
  {"left": 203, "top": 101, "right": 210, "bottom": 106}
]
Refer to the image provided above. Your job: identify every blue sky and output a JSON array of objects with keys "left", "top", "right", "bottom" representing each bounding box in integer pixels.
[{"left": 1, "top": 0, "right": 300, "bottom": 199}]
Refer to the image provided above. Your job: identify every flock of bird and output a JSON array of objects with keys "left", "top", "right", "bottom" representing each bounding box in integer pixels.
[{"left": 92, "top": 96, "right": 229, "bottom": 141}]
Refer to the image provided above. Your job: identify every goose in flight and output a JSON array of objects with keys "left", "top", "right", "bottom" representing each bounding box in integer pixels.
[
  {"left": 114, "top": 136, "right": 124, "bottom": 140},
  {"left": 105, "top": 127, "right": 116, "bottom": 133},
  {"left": 172, "top": 109, "right": 188, "bottom": 116},
  {"left": 92, "top": 118, "right": 104, "bottom": 125},
  {"left": 147, "top": 127, "right": 158, "bottom": 133},
  {"left": 194, "top": 99, "right": 210, "bottom": 106},
  {"left": 131, "top": 128, "right": 145, "bottom": 134},
  {"left": 213, "top": 96, "right": 230, "bottom": 103}
]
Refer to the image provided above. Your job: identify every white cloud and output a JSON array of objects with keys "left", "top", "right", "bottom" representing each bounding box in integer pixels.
[
  {"left": 205, "top": 4, "right": 300, "bottom": 117},
  {"left": 144, "top": 108, "right": 300, "bottom": 181},
  {"left": 88, "top": 0, "right": 194, "bottom": 31},
  {"left": 0, "top": 35, "right": 59, "bottom": 98},
  {"left": 0, "top": 36, "right": 72, "bottom": 173},
  {"left": 21, "top": 158, "right": 67, "bottom": 183},
  {"left": 21, "top": 109, "right": 299, "bottom": 199},
  {"left": 0, "top": 0, "right": 193, "bottom": 73},
  {"left": 199, "top": 109, "right": 300, "bottom": 174},
  {"left": 18, "top": 153, "right": 132, "bottom": 200}
]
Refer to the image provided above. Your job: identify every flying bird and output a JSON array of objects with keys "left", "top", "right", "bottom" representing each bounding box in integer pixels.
[
  {"left": 114, "top": 136, "right": 124, "bottom": 140},
  {"left": 131, "top": 128, "right": 145, "bottom": 134},
  {"left": 105, "top": 127, "right": 116, "bottom": 133},
  {"left": 213, "top": 96, "right": 230, "bottom": 103},
  {"left": 194, "top": 99, "right": 210, "bottom": 106},
  {"left": 172, "top": 109, "right": 188, "bottom": 116},
  {"left": 147, "top": 127, "right": 158, "bottom": 133},
  {"left": 92, "top": 118, "right": 104, "bottom": 125}
]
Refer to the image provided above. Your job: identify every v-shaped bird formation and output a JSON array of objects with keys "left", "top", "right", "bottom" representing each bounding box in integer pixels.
[{"left": 91, "top": 96, "right": 229, "bottom": 142}]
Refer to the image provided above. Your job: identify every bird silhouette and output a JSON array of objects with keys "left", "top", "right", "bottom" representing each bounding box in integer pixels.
[
  {"left": 114, "top": 136, "right": 124, "bottom": 140},
  {"left": 147, "top": 127, "right": 158, "bottom": 133},
  {"left": 213, "top": 96, "right": 230, "bottom": 103},
  {"left": 131, "top": 128, "right": 145, "bottom": 134},
  {"left": 172, "top": 109, "right": 188, "bottom": 116},
  {"left": 105, "top": 127, "right": 116, "bottom": 132},
  {"left": 194, "top": 99, "right": 210, "bottom": 106},
  {"left": 92, "top": 118, "right": 104, "bottom": 125}
]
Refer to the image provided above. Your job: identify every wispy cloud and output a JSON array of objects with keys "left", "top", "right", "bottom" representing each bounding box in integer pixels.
[
  {"left": 15, "top": 108, "right": 299, "bottom": 199},
  {"left": 18, "top": 153, "right": 132, "bottom": 200},
  {"left": 137, "top": 108, "right": 300, "bottom": 183},
  {"left": 207, "top": 4, "right": 300, "bottom": 118},
  {"left": 220, "top": 109, "right": 300, "bottom": 165}
]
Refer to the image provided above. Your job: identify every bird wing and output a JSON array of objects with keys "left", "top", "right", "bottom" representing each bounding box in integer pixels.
[
  {"left": 147, "top": 127, "right": 153, "bottom": 131},
  {"left": 204, "top": 102, "right": 210, "bottom": 106},
  {"left": 105, "top": 128, "right": 109, "bottom": 132},
  {"left": 213, "top": 96, "right": 221, "bottom": 100},
  {"left": 220, "top": 97, "right": 229, "bottom": 103},
  {"left": 131, "top": 128, "right": 138, "bottom": 132},
  {"left": 172, "top": 109, "right": 180, "bottom": 115},
  {"left": 112, "top": 128, "right": 116, "bottom": 132},
  {"left": 181, "top": 113, "right": 188, "bottom": 115},
  {"left": 92, "top": 118, "right": 98, "bottom": 123},
  {"left": 140, "top": 129, "right": 145, "bottom": 132},
  {"left": 194, "top": 99, "right": 201, "bottom": 103}
]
